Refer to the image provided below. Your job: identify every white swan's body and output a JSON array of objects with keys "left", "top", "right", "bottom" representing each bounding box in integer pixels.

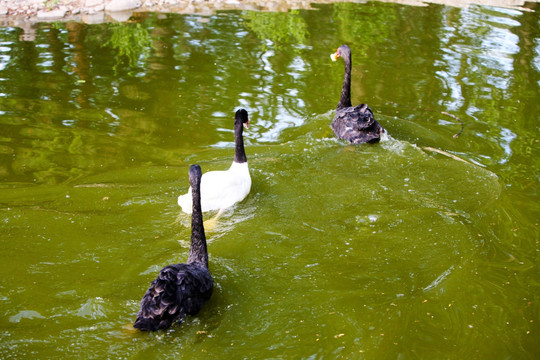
[
  {"left": 178, "top": 161, "right": 251, "bottom": 214},
  {"left": 178, "top": 109, "right": 251, "bottom": 214}
]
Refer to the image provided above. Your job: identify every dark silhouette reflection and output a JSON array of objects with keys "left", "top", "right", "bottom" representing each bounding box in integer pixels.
[{"left": 66, "top": 21, "right": 97, "bottom": 109}]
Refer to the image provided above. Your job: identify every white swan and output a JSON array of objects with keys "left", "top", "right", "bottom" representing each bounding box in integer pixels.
[{"left": 178, "top": 109, "right": 251, "bottom": 214}]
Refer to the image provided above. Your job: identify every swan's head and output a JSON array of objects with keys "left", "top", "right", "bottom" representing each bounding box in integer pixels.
[
  {"left": 331, "top": 45, "right": 351, "bottom": 62},
  {"left": 189, "top": 164, "right": 202, "bottom": 189},
  {"left": 235, "top": 108, "right": 249, "bottom": 129}
]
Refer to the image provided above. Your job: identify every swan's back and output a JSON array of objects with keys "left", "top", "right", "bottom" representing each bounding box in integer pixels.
[
  {"left": 178, "top": 162, "right": 251, "bottom": 213},
  {"left": 133, "top": 263, "right": 213, "bottom": 331},
  {"left": 331, "top": 104, "right": 383, "bottom": 144},
  {"left": 205, "top": 162, "right": 251, "bottom": 209}
]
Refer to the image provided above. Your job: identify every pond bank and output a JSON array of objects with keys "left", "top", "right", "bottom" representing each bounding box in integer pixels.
[
  {"left": 3, "top": 0, "right": 333, "bottom": 25},
  {"left": 0, "top": 0, "right": 537, "bottom": 28}
]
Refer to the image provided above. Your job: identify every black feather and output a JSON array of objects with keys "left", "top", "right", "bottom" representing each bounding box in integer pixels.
[
  {"left": 331, "top": 104, "right": 383, "bottom": 144},
  {"left": 331, "top": 45, "right": 384, "bottom": 144},
  {"left": 134, "top": 165, "right": 213, "bottom": 332}
]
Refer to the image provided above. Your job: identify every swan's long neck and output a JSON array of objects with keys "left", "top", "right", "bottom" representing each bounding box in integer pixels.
[
  {"left": 337, "top": 53, "right": 352, "bottom": 110},
  {"left": 188, "top": 175, "right": 208, "bottom": 268},
  {"left": 234, "top": 121, "right": 247, "bottom": 164}
]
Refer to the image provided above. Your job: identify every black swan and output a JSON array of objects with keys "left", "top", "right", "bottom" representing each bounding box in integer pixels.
[
  {"left": 330, "top": 45, "right": 384, "bottom": 144},
  {"left": 178, "top": 109, "right": 251, "bottom": 214},
  {"left": 134, "top": 164, "right": 213, "bottom": 331}
]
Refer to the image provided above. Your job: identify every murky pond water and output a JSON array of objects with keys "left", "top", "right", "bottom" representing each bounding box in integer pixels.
[{"left": 1, "top": 2, "right": 539, "bottom": 358}]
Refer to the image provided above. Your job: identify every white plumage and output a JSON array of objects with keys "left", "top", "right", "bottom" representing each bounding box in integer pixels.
[
  {"left": 178, "top": 161, "right": 251, "bottom": 213},
  {"left": 178, "top": 109, "right": 251, "bottom": 214}
]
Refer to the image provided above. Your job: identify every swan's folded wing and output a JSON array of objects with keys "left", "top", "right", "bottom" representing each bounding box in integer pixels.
[{"left": 199, "top": 164, "right": 251, "bottom": 212}]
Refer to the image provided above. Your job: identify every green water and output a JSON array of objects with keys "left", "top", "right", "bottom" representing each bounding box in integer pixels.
[{"left": 0, "top": 2, "right": 539, "bottom": 359}]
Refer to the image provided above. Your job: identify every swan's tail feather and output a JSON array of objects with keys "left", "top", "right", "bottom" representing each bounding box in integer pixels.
[
  {"left": 133, "top": 315, "right": 176, "bottom": 332},
  {"left": 177, "top": 192, "right": 192, "bottom": 214}
]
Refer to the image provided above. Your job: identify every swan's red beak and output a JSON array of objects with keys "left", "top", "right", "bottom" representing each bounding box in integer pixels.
[
  {"left": 330, "top": 50, "right": 340, "bottom": 62},
  {"left": 243, "top": 118, "right": 249, "bottom": 129}
]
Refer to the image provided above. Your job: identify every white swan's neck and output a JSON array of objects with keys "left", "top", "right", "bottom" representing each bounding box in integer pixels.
[
  {"left": 229, "top": 160, "right": 249, "bottom": 170},
  {"left": 234, "top": 120, "right": 247, "bottom": 164}
]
